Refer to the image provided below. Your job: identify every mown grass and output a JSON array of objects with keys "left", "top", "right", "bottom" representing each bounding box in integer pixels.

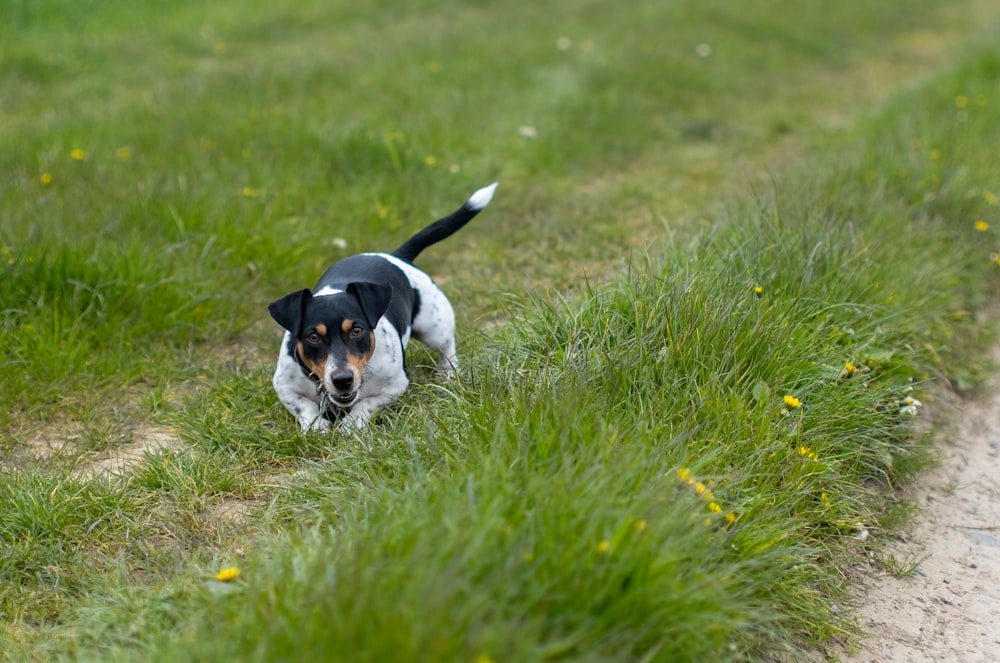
[{"left": 2, "top": 0, "right": 1000, "bottom": 661}]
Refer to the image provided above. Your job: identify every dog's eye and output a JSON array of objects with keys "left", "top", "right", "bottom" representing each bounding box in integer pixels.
[
  {"left": 306, "top": 332, "right": 321, "bottom": 344},
  {"left": 350, "top": 325, "right": 365, "bottom": 338}
]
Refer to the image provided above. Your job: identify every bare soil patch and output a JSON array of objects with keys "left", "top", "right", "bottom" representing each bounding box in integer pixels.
[
  {"left": 848, "top": 349, "right": 1000, "bottom": 662},
  {"left": 78, "top": 425, "right": 185, "bottom": 478}
]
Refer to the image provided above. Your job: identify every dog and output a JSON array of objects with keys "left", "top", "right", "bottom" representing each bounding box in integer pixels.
[{"left": 267, "top": 182, "right": 498, "bottom": 432}]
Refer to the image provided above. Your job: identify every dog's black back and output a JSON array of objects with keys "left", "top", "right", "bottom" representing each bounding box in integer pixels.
[{"left": 314, "top": 255, "right": 417, "bottom": 340}]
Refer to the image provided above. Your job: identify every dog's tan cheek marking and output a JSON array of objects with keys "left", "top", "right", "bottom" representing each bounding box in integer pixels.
[
  {"left": 344, "top": 330, "right": 376, "bottom": 376},
  {"left": 296, "top": 341, "right": 327, "bottom": 380}
]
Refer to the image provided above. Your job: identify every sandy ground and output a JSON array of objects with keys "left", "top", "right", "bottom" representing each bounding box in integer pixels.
[{"left": 848, "top": 356, "right": 1000, "bottom": 662}]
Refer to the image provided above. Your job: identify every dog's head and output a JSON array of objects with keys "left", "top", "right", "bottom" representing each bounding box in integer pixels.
[{"left": 268, "top": 281, "right": 393, "bottom": 408}]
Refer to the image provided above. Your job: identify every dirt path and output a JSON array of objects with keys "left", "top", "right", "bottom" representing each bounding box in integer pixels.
[{"left": 848, "top": 350, "right": 1000, "bottom": 662}]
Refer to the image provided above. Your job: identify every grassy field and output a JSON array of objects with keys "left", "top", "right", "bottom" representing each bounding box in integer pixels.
[{"left": 2, "top": 0, "right": 1000, "bottom": 660}]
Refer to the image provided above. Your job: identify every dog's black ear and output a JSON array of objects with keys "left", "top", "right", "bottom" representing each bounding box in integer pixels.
[
  {"left": 347, "top": 281, "right": 393, "bottom": 329},
  {"left": 268, "top": 289, "right": 311, "bottom": 336}
]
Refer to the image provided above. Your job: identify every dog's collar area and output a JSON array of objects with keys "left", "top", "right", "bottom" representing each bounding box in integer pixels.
[{"left": 292, "top": 345, "right": 322, "bottom": 386}]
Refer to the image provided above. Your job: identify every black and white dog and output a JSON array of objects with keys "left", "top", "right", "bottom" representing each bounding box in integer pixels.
[{"left": 268, "top": 182, "right": 497, "bottom": 431}]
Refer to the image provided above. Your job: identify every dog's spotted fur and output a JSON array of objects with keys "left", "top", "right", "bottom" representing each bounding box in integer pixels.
[{"left": 268, "top": 182, "right": 498, "bottom": 431}]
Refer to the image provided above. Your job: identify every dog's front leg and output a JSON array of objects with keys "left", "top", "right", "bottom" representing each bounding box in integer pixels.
[
  {"left": 278, "top": 391, "right": 332, "bottom": 432},
  {"left": 337, "top": 393, "right": 397, "bottom": 432}
]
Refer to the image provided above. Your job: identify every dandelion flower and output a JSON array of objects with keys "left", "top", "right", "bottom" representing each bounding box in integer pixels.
[
  {"left": 677, "top": 467, "right": 691, "bottom": 482},
  {"left": 70, "top": 148, "right": 86, "bottom": 161},
  {"left": 424, "top": 155, "right": 437, "bottom": 167},
  {"left": 241, "top": 187, "right": 261, "bottom": 197},
  {"left": 975, "top": 220, "right": 989, "bottom": 232},
  {"left": 929, "top": 149, "right": 941, "bottom": 161},
  {"left": 783, "top": 394, "right": 802, "bottom": 409},
  {"left": 986, "top": 191, "right": 998, "bottom": 205},
  {"left": 725, "top": 512, "right": 736, "bottom": 524},
  {"left": 843, "top": 361, "right": 857, "bottom": 377},
  {"left": 694, "top": 481, "right": 707, "bottom": 496},
  {"left": 707, "top": 501, "right": 722, "bottom": 514},
  {"left": 955, "top": 95, "right": 968, "bottom": 108},
  {"left": 215, "top": 567, "right": 240, "bottom": 582},
  {"left": 753, "top": 285, "right": 764, "bottom": 296},
  {"left": 597, "top": 540, "right": 610, "bottom": 555},
  {"left": 40, "top": 172, "right": 53, "bottom": 185},
  {"left": 115, "top": 147, "right": 132, "bottom": 162}
]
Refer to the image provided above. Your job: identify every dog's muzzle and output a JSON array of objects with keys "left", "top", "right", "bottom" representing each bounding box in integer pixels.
[{"left": 330, "top": 390, "right": 358, "bottom": 407}]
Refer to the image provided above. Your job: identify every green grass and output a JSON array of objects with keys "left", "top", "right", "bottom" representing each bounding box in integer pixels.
[{"left": 2, "top": 0, "right": 1000, "bottom": 660}]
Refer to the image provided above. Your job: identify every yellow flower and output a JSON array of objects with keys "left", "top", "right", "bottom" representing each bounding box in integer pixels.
[
  {"left": 241, "top": 187, "right": 261, "bottom": 197},
  {"left": 597, "top": 540, "right": 610, "bottom": 555},
  {"left": 116, "top": 147, "right": 132, "bottom": 162},
  {"left": 975, "top": 220, "right": 989, "bottom": 232},
  {"left": 215, "top": 567, "right": 240, "bottom": 582},
  {"left": 929, "top": 149, "right": 941, "bottom": 161},
  {"left": 843, "top": 361, "right": 856, "bottom": 377},
  {"left": 40, "top": 172, "right": 53, "bottom": 185},
  {"left": 677, "top": 467, "right": 691, "bottom": 482},
  {"left": 633, "top": 519, "right": 647, "bottom": 533},
  {"left": 725, "top": 512, "right": 736, "bottom": 524},
  {"left": 694, "top": 481, "right": 707, "bottom": 496},
  {"left": 753, "top": 285, "right": 764, "bottom": 296},
  {"left": 474, "top": 655, "right": 495, "bottom": 663},
  {"left": 955, "top": 95, "right": 968, "bottom": 108},
  {"left": 986, "top": 191, "right": 998, "bottom": 205},
  {"left": 70, "top": 148, "right": 86, "bottom": 161},
  {"left": 707, "top": 501, "right": 722, "bottom": 513},
  {"left": 783, "top": 394, "right": 802, "bottom": 409},
  {"left": 424, "top": 155, "right": 437, "bottom": 167}
]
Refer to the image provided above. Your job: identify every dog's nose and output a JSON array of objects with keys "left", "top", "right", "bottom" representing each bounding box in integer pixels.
[{"left": 331, "top": 371, "right": 355, "bottom": 392}]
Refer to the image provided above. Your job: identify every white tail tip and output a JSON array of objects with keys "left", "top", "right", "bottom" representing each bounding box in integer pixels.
[{"left": 467, "top": 181, "right": 499, "bottom": 210}]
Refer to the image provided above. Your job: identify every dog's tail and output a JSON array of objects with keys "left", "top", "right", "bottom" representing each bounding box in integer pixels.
[{"left": 390, "top": 182, "right": 498, "bottom": 263}]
